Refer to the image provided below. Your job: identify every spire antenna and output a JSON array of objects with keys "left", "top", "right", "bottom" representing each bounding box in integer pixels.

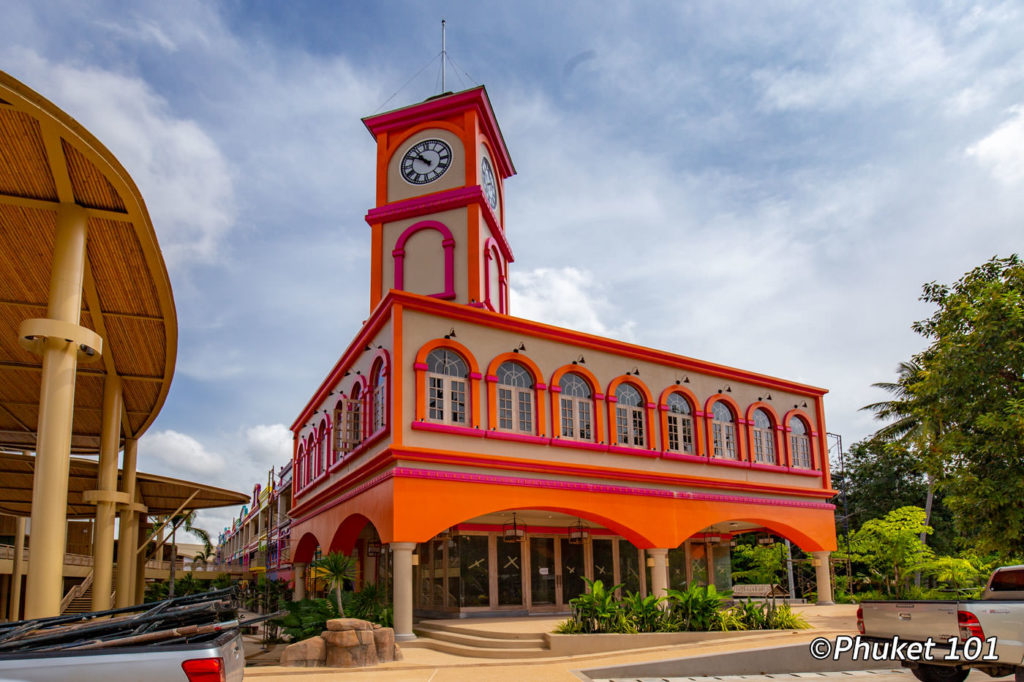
[{"left": 441, "top": 19, "right": 447, "bottom": 92}]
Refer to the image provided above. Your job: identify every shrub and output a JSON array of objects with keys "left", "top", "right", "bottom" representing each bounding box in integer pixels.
[{"left": 272, "top": 597, "right": 338, "bottom": 641}]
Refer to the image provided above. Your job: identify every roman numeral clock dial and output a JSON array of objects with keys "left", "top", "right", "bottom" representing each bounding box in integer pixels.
[{"left": 401, "top": 139, "right": 453, "bottom": 185}]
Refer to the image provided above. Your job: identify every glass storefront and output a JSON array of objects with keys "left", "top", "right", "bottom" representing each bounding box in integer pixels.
[
  {"left": 458, "top": 534, "right": 489, "bottom": 607},
  {"left": 497, "top": 540, "right": 523, "bottom": 606}
]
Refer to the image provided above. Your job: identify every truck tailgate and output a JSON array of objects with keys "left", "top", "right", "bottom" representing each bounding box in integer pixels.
[{"left": 860, "top": 600, "right": 960, "bottom": 642}]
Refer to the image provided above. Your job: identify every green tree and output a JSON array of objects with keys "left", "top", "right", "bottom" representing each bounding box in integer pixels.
[
  {"left": 731, "top": 543, "right": 785, "bottom": 585},
  {"left": 312, "top": 551, "right": 357, "bottom": 617},
  {"left": 841, "top": 506, "right": 934, "bottom": 597},
  {"left": 910, "top": 255, "right": 1024, "bottom": 556}
]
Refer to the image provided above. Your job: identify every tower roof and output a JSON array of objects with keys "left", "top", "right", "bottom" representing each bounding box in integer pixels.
[{"left": 362, "top": 86, "right": 516, "bottom": 179}]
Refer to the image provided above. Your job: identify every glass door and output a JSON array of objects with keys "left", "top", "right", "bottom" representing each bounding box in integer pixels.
[
  {"left": 529, "top": 537, "right": 556, "bottom": 608},
  {"left": 497, "top": 540, "right": 524, "bottom": 606},
  {"left": 559, "top": 538, "right": 586, "bottom": 606}
]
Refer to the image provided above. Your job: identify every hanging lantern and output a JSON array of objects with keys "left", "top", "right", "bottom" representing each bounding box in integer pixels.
[
  {"left": 503, "top": 512, "right": 526, "bottom": 543},
  {"left": 366, "top": 541, "right": 381, "bottom": 557},
  {"left": 567, "top": 518, "right": 589, "bottom": 545},
  {"left": 757, "top": 534, "right": 775, "bottom": 546}
]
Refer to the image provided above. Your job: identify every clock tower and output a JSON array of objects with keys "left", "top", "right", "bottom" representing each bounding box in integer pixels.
[{"left": 362, "top": 87, "right": 516, "bottom": 315}]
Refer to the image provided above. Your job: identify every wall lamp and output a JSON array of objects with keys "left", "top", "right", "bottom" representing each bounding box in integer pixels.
[
  {"left": 675, "top": 376, "right": 690, "bottom": 385},
  {"left": 512, "top": 343, "right": 526, "bottom": 353},
  {"left": 628, "top": 367, "right": 640, "bottom": 376},
  {"left": 444, "top": 328, "right": 456, "bottom": 339},
  {"left": 572, "top": 355, "right": 586, "bottom": 365}
]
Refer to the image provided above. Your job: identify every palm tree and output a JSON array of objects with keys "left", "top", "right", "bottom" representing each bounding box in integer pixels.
[
  {"left": 312, "top": 551, "right": 357, "bottom": 616},
  {"left": 861, "top": 360, "right": 944, "bottom": 584},
  {"left": 149, "top": 511, "right": 213, "bottom": 598},
  {"left": 192, "top": 547, "right": 214, "bottom": 572}
]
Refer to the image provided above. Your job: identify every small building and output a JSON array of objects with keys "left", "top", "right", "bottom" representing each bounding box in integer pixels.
[
  {"left": 286, "top": 87, "right": 838, "bottom": 640},
  {"left": 216, "top": 462, "right": 293, "bottom": 583}
]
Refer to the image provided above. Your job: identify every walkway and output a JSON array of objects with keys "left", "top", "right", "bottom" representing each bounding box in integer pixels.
[{"left": 246, "top": 604, "right": 867, "bottom": 681}]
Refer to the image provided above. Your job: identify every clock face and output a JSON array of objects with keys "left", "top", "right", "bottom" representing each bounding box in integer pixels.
[
  {"left": 480, "top": 156, "right": 498, "bottom": 209},
  {"left": 401, "top": 139, "right": 453, "bottom": 185}
]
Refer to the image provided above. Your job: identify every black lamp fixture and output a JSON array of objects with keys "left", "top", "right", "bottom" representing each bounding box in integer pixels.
[
  {"left": 503, "top": 512, "right": 527, "bottom": 543},
  {"left": 572, "top": 355, "right": 586, "bottom": 365},
  {"left": 444, "top": 328, "right": 456, "bottom": 339},
  {"left": 513, "top": 343, "right": 526, "bottom": 353},
  {"left": 364, "top": 345, "right": 372, "bottom": 352},
  {"left": 567, "top": 518, "right": 590, "bottom": 545},
  {"left": 628, "top": 367, "right": 640, "bottom": 376},
  {"left": 801, "top": 401, "right": 808, "bottom": 408}
]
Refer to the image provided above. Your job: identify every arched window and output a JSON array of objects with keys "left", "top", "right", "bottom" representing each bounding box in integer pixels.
[
  {"left": 316, "top": 420, "right": 327, "bottom": 477},
  {"left": 372, "top": 362, "right": 387, "bottom": 434},
  {"left": 426, "top": 348, "right": 469, "bottom": 425},
  {"left": 296, "top": 445, "right": 305, "bottom": 489},
  {"left": 665, "top": 393, "right": 694, "bottom": 454},
  {"left": 711, "top": 402, "right": 737, "bottom": 459},
  {"left": 615, "top": 383, "right": 646, "bottom": 447},
  {"left": 790, "top": 418, "right": 812, "bottom": 468},
  {"left": 559, "top": 373, "right": 593, "bottom": 441},
  {"left": 752, "top": 409, "right": 776, "bottom": 464},
  {"left": 348, "top": 384, "right": 363, "bottom": 449},
  {"left": 496, "top": 361, "right": 534, "bottom": 433}
]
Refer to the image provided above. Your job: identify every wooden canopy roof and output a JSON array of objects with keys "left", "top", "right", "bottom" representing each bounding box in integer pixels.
[
  {"left": 0, "top": 451, "right": 247, "bottom": 518},
  {"left": 0, "top": 70, "right": 177, "bottom": 453}
]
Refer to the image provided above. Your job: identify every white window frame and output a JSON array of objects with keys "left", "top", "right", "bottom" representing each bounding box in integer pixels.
[
  {"left": 752, "top": 409, "right": 776, "bottom": 464},
  {"left": 496, "top": 361, "right": 534, "bottom": 434},
  {"left": 790, "top": 419, "right": 812, "bottom": 469},
  {"left": 372, "top": 364, "right": 387, "bottom": 435},
  {"left": 426, "top": 349, "right": 469, "bottom": 426},
  {"left": 711, "top": 402, "right": 737, "bottom": 459},
  {"left": 615, "top": 384, "right": 646, "bottom": 448},
  {"left": 558, "top": 373, "right": 593, "bottom": 441},
  {"left": 665, "top": 393, "right": 695, "bottom": 454}
]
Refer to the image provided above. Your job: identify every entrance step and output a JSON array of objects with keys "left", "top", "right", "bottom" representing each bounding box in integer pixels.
[{"left": 411, "top": 622, "right": 550, "bottom": 658}]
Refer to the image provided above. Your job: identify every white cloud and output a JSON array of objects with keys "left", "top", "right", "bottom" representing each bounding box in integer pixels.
[
  {"left": 510, "top": 267, "right": 636, "bottom": 341},
  {"left": 1, "top": 47, "right": 236, "bottom": 268},
  {"left": 141, "top": 429, "right": 227, "bottom": 476},
  {"left": 967, "top": 106, "right": 1024, "bottom": 185},
  {"left": 243, "top": 423, "right": 293, "bottom": 464}
]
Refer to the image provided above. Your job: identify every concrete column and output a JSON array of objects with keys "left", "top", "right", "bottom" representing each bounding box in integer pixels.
[
  {"left": 647, "top": 548, "right": 669, "bottom": 605},
  {"left": 115, "top": 439, "right": 139, "bottom": 607},
  {"left": 8, "top": 516, "right": 26, "bottom": 621},
  {"left": 91, "top": 374, "right": 122, "bottom": 611},
  {"left": 134, "top": 520, "right": 148, "bottom": 605},
  {"left": 392, "top": 542, "right": 416, "bottom": 642},
  {"left": 812, "top": 551, "right": 833, "bottom": 605},
  {"left": 25, "top": 204, "right": 89, "bottom": 619},
  {"left": 293, "top": 563, "right": 306, "bottom": 600}
]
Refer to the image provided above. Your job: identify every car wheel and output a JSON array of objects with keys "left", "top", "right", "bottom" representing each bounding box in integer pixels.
[{"left": 911, "top": 665, "right": 970, "bottom": 682}]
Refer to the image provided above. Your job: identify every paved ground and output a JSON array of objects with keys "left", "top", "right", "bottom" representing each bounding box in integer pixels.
[{"left": 245, "top": 603, "right": 901, "bottom": 682}]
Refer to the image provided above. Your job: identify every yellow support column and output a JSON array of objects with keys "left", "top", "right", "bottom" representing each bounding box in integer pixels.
[
  {"left": 8, "top": 515, "right": 26, "bottom": 621},
  {"left": 89, "top": 374, "right": 123, "bottom": 611},
  {"left": 115, "top": 438, "right": 141, "bottom": 607},
  {"left": 24, "top": 203, "right": 91, "bottom": 619}
]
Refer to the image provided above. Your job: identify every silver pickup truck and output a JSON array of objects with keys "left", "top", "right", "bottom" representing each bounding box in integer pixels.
[
  {"left": 0, "top": 588, "right": 245, "bottom": 682},
  {"left": 859, "top": 565, "right": 1024, "bottom": 682}
]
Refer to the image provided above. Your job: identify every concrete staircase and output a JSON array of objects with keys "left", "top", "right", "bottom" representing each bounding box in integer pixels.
[{"left": 408, "top": 621, "right": 551, "bottom": 659}]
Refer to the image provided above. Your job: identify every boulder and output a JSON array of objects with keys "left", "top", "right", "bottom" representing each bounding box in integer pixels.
[
  {"left": 280, "top": 635, "right": 326, "bottom": 667},
  {"left": 393, "top": 644, "right": 403, "bottom": 661},
  {"left": 356, "top": 629, "right": 376, "bottom": 646},
  {"left": 374, "top": 627, "right": 396, "bottom": 662},
  {"left": 321, "top": 629, "right": 359, "bottom": 648},
  {"left": 325, "top": 617, "right": 374, "bottom": 631}
]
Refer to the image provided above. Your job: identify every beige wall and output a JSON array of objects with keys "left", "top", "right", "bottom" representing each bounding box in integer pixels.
[
  {"left": 386, "top": 128, "right": 466, "bottom": 204},
  {"left": 399, "top": 308, "right": 824, "bottom": 492},
  {"left": 381, "top": 207, "right": 468, "bottom": 303}
]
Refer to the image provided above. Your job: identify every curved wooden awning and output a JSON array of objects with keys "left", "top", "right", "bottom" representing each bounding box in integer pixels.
[
  {"left": 0, "top": 451, "right": 247, "bottom": 518},
  {"left": 0, "top": 70, "right": 177, "bottom": 453}
]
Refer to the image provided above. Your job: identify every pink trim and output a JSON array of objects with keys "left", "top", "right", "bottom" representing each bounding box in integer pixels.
[
  {"left": 662, "top": 451, "right": 709, "bottom": 464},
  {"left": 550, "top": 386, "right": 562, "bottom": 393},
  {"left": 362, "top": 86, "right": 516, "bottom": 179},
  {"left": 710, "top": 457, "right": 751, "bottom": 469},
  {"left": 456, "top": 523, "right": 618, "bottom": 536},
  {"left": 751, "top": 462, "right": 790, "bottom": 474},
  {"left": 607, "top": 396, "right": 618, "bottom": 403},
  {"left": 695, "top": 410, "right": 706, "bottom": 418},
  {"left": 485, "top": 431, "right": 551, "bottom": 445},
  {"left": 788, "top": 467, "right": 824, "bottom": 477},
  {"left": 659, "top": 403, "right": 670, "bottom": 411},
  {"left": 609, "top": 444, "right": 660, "bottom": 458},
  {"left": 470, "top": 371, "right": 484, "bottom": 380},
  {"left": 737, "top": 418, "right": 751, "bottom": 425},
  {"left": 392, "top": 220, "right": 456, "bottom": 299},
  {"left": 413, "top": 362, "right": 429, "bottom": 371},
  {"left": 646, "top": 402, "right": 657, "bottom": 409},
  {"left": 485, "top": 374, "right": 499, "bottom": 382},
  {"left": 535, "top": 382, "right": 547, "bottom": 390},
  {"left": 411, "top": 421, "right": 483, "bottom": 438},
  {"left": 391, "top": 467, "right": 836, "bottom": 510},
  {"left": 594, "top": 393, "right": 605, "bottom": 400},
  {"left": 290, "top": 469, "right": 395, "bottom": 526},
  {"left": 550, "top": 438, "right": 608, "bottom": 453}
]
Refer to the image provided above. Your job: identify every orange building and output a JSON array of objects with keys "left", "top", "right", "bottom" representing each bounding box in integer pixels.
[{"left": 288, "top": 87, "right": 838, "bottom": 640}]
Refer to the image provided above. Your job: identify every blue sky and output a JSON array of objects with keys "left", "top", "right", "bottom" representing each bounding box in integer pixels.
[{"left": 3, "top": 2, "right": 1022, "bottom": 538}]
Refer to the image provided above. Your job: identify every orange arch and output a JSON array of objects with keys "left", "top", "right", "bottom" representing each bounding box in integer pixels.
[
  {"left": 383, "top": 121, "right": 467, "bottom": 163},
  {"left": 328, "top": 513, "right": 382, "bottom": 555},
  {"left": 606, "top": 375, "right": 654, "bottom": 404},
  {"left": 414, "top": 339, "right": 482, "bottom": 426},
  {"left": 678, "top": 510, "right": 836, "bottom": 553},
  {"left": 292, "top": 531, "right": 322, "bottom": 564},
  {"left": 548, "top": 364, "right": 605, "bottom": 444},
  {"left": 783, "top": 409, "right": 819, "bottom": 470},
  {"left": 485, "top": 352, "right": 547, "bottom": 435},
  {"left": 745, "top": 401, "right": 782, "bottom": 465}
]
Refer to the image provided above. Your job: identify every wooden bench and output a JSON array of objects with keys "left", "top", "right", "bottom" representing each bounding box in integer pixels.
[{"left": 731, "top": 583, "right": 789, "bottom": 599}]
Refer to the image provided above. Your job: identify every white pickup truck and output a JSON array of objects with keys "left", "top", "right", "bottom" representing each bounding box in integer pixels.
[{"left": 859, "top": 565, "right": 1024, "bottom": 682}]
